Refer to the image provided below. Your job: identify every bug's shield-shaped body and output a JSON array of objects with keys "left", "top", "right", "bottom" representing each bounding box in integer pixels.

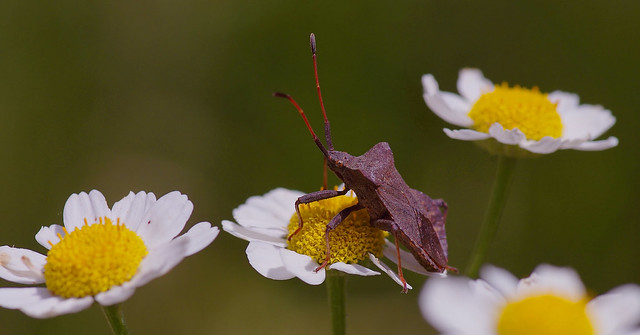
[{"left": 327, "top": 142, "right": 449, "bottom": 272}]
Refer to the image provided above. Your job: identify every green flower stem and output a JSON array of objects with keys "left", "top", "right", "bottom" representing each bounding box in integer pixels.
[
  {"left": 465, "top": 155, "right": 517, "bottom": 278},
  {"left": 101, "top": 304, "right": 131, "bottom": 335},
  {"left": 326, "top": 270, "right": 346, "bottom": 335}
]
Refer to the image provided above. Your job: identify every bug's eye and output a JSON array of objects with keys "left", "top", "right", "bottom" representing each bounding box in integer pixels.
[{"left": 335, "top": 160, "right": 343, "bottom": 168}]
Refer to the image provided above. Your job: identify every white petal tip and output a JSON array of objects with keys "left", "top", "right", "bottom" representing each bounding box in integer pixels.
[{"left": 443, "top": 128, "right": 490, "bottom": 141}]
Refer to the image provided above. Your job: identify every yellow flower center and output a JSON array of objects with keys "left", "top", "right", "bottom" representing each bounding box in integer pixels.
[
  {"left": 44, "top": 217, "right": 148, "bottom": 298},
  {"left": 287, "top": 192, "right": 386, "bottom": 265},
  {"left": 497, "top": 294, "right": 594, "bottom": 335},
  {"left": 468, "top": 84, "right": 563, "bottom": 141}
]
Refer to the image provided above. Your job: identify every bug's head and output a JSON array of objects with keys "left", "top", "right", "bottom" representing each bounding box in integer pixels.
[{"left": 326, "top": 150, "right": 357, "bottom": 177}]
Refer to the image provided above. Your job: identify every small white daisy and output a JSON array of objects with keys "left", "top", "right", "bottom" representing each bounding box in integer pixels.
[
  {"left": 222, "top": 187, "right": 443, "bottom": 290},
  {"left": 420, "top": 264, "right": 640, "bottom": 335},
  {"left": 422, "top": 68, "right": 618, "bottom": 155},
  {"left": 0, "top": 190, "right": 219, "bottom": 318}
]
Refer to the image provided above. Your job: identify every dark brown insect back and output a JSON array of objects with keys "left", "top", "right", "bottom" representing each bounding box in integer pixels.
[{"left": 274, "top": 33, "right": 454, "bottom": 292}]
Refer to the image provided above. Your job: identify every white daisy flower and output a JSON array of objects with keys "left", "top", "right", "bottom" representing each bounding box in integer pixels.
[
  {"left": 422, "top": 69, "right": 618, "bottom": 155},
  {"left": 222, "top": 187, "right": 443, "bottom": 290},
  {"left": 0, "top": 190, "right": 219, "bottom": 318},
  {"left": 420, "top": 264, "right": 640, "bottom": 335}
]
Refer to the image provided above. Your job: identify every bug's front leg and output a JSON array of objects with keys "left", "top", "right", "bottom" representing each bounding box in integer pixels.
[
  {"left": 289, "top": 188, "right": 351, "bottom": 241},
  {"left": 315, "top": 202, "right": 363, "bottom": 272},
  {"left": 371, "top": 219, "right": 408, "bottom": 293}
]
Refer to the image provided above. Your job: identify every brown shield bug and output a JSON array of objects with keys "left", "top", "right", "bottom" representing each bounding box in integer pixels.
[{"left": 274, "top": 33, "right": 454, "bottom": 292}]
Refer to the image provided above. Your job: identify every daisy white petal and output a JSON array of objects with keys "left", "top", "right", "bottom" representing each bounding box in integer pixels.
[
  {"left": 573, "top": 137, "right": 619, "bottom": 151},
  {"left": 222, "top": 220, "right": 287, "bottom": 247},
  {"left": 39, "top": 296, "right": 94, "bottom": 318},
  {"left": 369, "top": 253, "right": 413, "bottom": 290},
  {"left": 0, "top": 246, "right": 46, "bottom": 284},
  {"left": 548, "top": 90, "right": 580, "bottom": 110},
  {"left": 0, "top": 287, "right": 93, "bottom": 319},
  {"left": 420, "top": 277, "right": 500, "bottom": 335},
  {"left": 233, "top": 188, "right": 302, "bottom": 233},
  {"left": 587, "top": 284, "right": 640, "bottom": 335},
  {"left": 136, "top": 191, "right": 193, "bottom": 250},
  {"left": 517, "top": 264, "right": 586, "bottom": 301},
  {"left": 245, "top": 241, "right": 296, "bottom": 280},
  {"left": 0, "top": 287, "right": 52, "bottom": 309},
  {"left": 128, "top": 223, "right": 218, "bottom": 289},
  {"left": 558, "top": 137, "right": 588, "bottom": 149},
  {"left": 457, "top": 68, "right": 494, "bottom": 103},
  {"left": 127, "top": 236, "right": 190, "bottom": 288},
  {"left": 440, "top": 92, "right": 473, "bottom": 119},
  {"left": 279, "top": 248, "right": 326, "bottom": 285},
  {"left": 21, "top": 293, "right": 94, "bottom": 319},
  {"left": 561, "top": 104, "right": 616, "bottom": 140},
  {"left": 236, "top": 188, "right": 302, "bottom": 224},
  {"left": 88, "top": 190, "right": 111, "bottom": 217},
  {"left": 34, "top": 224, "right": 65, "bottom": 250},
  {"left": 63, "top": 190, "right": 110, "bottom": 232},
  {"left": 95, "top": 284, "right": 136, "bottom": 306},
  {"left": 232, "top": 210, "right": 289, "bottom": 232},
  {"left": 488, "top": 123, "right": 526, "bottom": 145},
  {"left": 111, "top": 191, "right": 156, "bottom": 232},
  {"left": 479, "top": 264, "right": 518, "bottom": 298},
  {"left": 170, "top": 222, "right": 220, "bottom": 257},
  {"left": 443, "top": 128, "right": 491, "bottom": 141},
  {"left": 227, "top": 218, "right": 288, "bottom": 238},
  {"left": 422, "top": 74, "right": 474, "bottom": 127},
  {"left": 519, "top": 136, "right": 564, "bottom": 154},
  {"left": 329, "top": 261, "right": 380, "bottom": 276},
  {"left": 234, "top": 204, "right": 289, "bottom": 229}
]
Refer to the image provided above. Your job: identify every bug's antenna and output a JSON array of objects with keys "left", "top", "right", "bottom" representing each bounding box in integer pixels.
[
  {"left": 273, "top": 92, "right": 329, "bottom": 157},
  {"left": 310, "top": 33, "right": 333, "bottom": 151}
]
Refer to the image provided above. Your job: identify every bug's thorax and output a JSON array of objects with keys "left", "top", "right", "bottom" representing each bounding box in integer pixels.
[
  {"left": 326, "top": 144, "right": 397, "bottom": 220},
  {"left": 326, "top": 142, "right": 396, "bottom": 184}
]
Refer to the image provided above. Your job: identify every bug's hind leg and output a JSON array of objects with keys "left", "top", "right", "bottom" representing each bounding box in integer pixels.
[
  {"left": 371, "top": 219, "right": 408, "bottom": 293},
  {"left": 434, "top": 198, "right": 448, "bottom": 220}
]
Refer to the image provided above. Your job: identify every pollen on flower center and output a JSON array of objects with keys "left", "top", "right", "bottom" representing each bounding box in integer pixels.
[
  {"left": 468, "top": 84, "right": 563, "bottom": 141},
  {"left": 287, "top": 192, "right": 387, "bottom": 265},
  {"left": 44, "top": 217, "right": 148, "bottom": 299},
  {"left": 497, "top": 294, "right": 594, "bottom": 335}
]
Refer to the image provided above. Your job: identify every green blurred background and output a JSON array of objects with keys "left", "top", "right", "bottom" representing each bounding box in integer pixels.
[{"left": 0, "top": 0, "right": 638, "bottom": 334}]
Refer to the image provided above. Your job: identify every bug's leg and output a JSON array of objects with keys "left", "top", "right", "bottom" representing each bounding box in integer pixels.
[
  {"left": 322, "top": 157, "right": 328, "bottom": 191},
  {"left": 290, "top": 200, "right": 304, "bottom": 241},
  {"left": 289, "top": 188, "right": 351, "bottom": 241},
  {"left": 394, "top": 231, "right": 408, "bottom": 293},
  {"left": 434, "top": 198, "right": 448, "bottom": 220},
  {"left": 315, "top": 202, "right": 363, "bottom": 272},
  {"left": 371, "top": 219, "right": 408, "bottom": 293}
]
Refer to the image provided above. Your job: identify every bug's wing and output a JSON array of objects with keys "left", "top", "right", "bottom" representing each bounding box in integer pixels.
[
  {"left": 409, "top": 189, "right": 449, "bottom": 259},
  {"left": 376, "top": 185, "right": 448, "bottom": 269}
]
